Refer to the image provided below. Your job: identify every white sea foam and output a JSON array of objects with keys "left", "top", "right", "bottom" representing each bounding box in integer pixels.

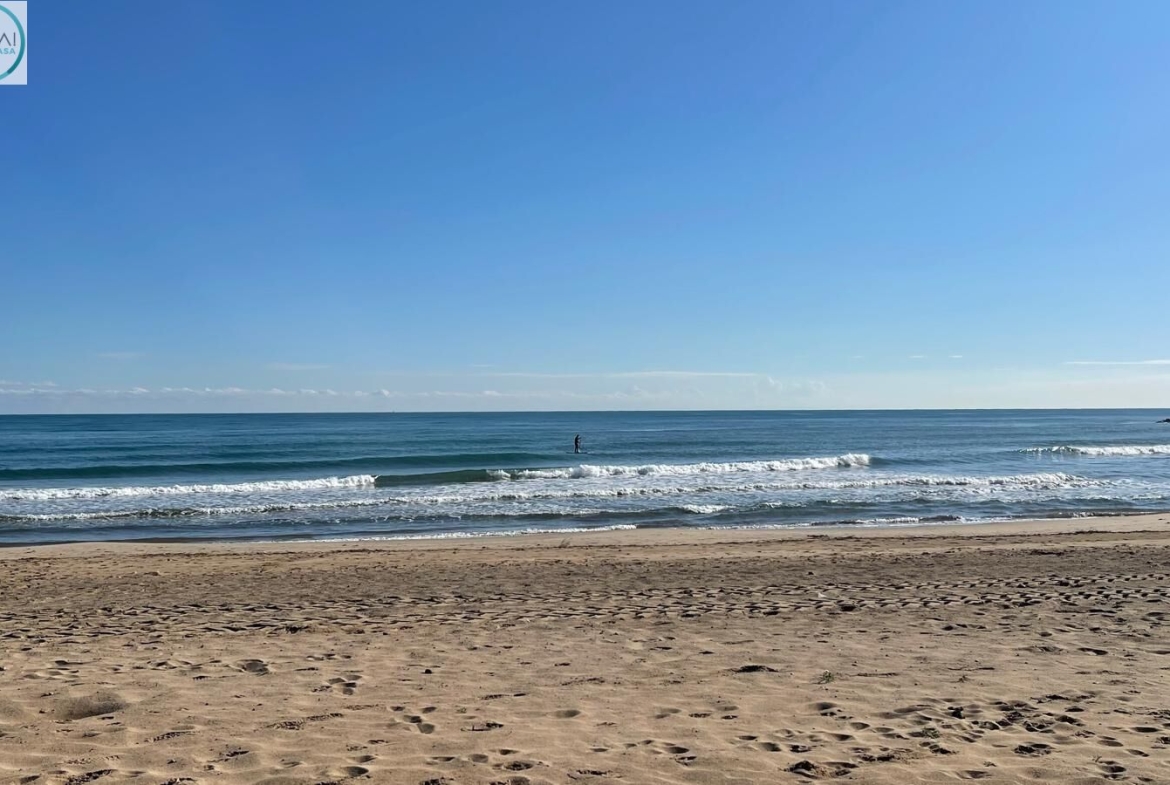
[
  {"left": 851, "top": 516, "right": 937, "bottom": 526},
  {"left": 0, "top": 469, "right": 1112, "bottom": 520},
  {"left": 305, "top": 524, "right": 639, "bottom": 542},
  {"left": 1, "top": 497, "right": 391, "bottom": 523},
  {"left": 705, "top": 516, "right": 991, "bottom": 532},
  {"left": 394, "top": 472, "right": 1103, "bottom": 506},
  {"left": 0, "top": 456, "right": 870, "bottom": 503},
  {"left": 678, "top": 504, "right": 731, "bottom": 514},
  {"left": 1024, "top": 444, "right": 1170, "bottom": 457},
  {"left": 871, "top": 472, "right": 1095, "bottom": 488},
  {"left": 488, "top": 454, "right": 872, "bottom": 481},
  {"left": 0, "top": 475, "right": 377, "bottom": 502}
]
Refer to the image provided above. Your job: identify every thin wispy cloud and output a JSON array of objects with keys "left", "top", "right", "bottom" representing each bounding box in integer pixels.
[
  {"left": 33, "top": 386, "right": 286, "bottom": 397},
  {"left": 478, "top": 370, "right": 763, "bottom": 380},
  {"left": 373, "top": 369, "right": 770, "bottom": 381},
  {"left": 0, "top": 385, "right": 733, "bottom": 399},
  {"left": 0, "top": 386, "right": 348, "bottom": 398},
  {"left": 1065, "top": 359, "right": 1170, "bottom": 366},
  {"left": 1, "top": 366, "right": 838, "bottom": 413},
  {"left": 761, "top": 377, "right": 825, "bottom": 395},
  {"left": 0, "top": 380, "right": 57, "bottom": 388},
  {"left": 0, "top": 386, "right": 682, "bottom": 403}
]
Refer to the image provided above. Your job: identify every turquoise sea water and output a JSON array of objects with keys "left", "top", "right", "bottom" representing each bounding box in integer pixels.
[{"left": 1, "top": 410, "right": 1168, "bottom": 545}]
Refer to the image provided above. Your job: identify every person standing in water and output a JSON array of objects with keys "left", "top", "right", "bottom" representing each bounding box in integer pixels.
[{"left": 574, "top": 434, "right": 581, "bottom": 454}]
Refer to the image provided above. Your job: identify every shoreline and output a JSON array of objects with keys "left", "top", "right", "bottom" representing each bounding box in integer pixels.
[{"left": 3, "top": 510, "right": 1168, "bottom": 560}]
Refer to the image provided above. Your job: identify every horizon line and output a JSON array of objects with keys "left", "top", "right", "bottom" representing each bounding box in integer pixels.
[{"left": 1, "top": 406, "right": 1167, "bottom": 417}]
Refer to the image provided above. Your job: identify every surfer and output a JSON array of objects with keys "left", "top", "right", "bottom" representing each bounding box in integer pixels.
[{"left": 574, "top": 434, "right": 581, "bottom": 454}]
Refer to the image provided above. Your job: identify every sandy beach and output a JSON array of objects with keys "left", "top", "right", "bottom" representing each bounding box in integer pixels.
[{"left": 2, "top": 516, "right": 1169, "bottom": 785}]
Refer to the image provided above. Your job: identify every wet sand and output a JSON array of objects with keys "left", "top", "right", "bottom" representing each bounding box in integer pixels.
[{"left": 2, "top": 515, "right": 1169, "bottom": 784}]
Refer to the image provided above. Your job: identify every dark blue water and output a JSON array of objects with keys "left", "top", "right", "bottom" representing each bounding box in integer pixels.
[{"left": 1, "top": 410, "right": 1168, "bottom": 545}]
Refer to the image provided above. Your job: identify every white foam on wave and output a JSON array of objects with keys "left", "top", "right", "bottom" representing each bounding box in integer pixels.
[
  {"left": 873, "top": 471, "right": 1096, "bottom": 488},
  {"left": 487, "top": 454, "right": 872, "bottom": 481},
  {"left": 0, "top": 456, "right": 869, "bottom": 504},
  {"left": 851, "top": 516, "right": 937, "bottom": 526},
  {"left": 0, "top": 475, "right": 377, "bottom": 502},
  {"left": 2, "top": 497, "right": 390, "bottom": 523},
  {"left": 305, "top": 523, "right": 639, "bottom": 543},
  {"left": 1024, "top": 444, "right": 1170, "bottom": 457},
  {"left": 2, "top": 470, "right": 1116, "bottom": 522},
  {"left": 678, "top": 504, "right": 731, "bottom": 514},
  {"left": 395, "top": 471, "right": 1104, "bottom": 506},
  {"left": 705, "top": 516, "right": 990, "bottom": 532}
]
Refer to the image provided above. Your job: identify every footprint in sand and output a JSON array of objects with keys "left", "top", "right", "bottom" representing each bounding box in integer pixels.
[
  {"left": 147, "top": 730, "right": 191, "bottom": 743},
  {"left": 320, "top": 675, "right": 361, "bottom": 695},
  {"left": 464, "top": 721, "right": 504, "bottom": 732},
  {"left": 327, "top": 766, "right": 370, "bottom": 778},
  {"left": 391, "top": 709, "right": 436, "bottom": 734},
  {"left": 1097, "top": 761, "right": 1126, "bottom": 778},
  {"left": 306, "top": 652, "right": 349, "bottom": 662},
  {"left": 62, "top": 771, "right": 114, "bottom": 785},
  {"left": 270, "top": 712, "right": 343, "bottom": 731}
]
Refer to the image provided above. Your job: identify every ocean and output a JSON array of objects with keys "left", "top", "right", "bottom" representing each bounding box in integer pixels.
[{"left": 1, "top": 410, "right": 1168, "bottom": 545}]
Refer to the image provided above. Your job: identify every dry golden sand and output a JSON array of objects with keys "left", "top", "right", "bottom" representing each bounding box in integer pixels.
[{"left": 2, "top": 516, "right": 1170, "bottom": 785}]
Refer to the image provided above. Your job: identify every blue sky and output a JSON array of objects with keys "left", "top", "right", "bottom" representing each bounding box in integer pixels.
[{"left": 2, "top": 1, "right": 1168, "bottom": 412}]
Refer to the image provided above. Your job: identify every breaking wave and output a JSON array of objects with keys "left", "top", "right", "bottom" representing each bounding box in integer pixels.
[
  {"left": 393, "top": 472, "right": 1103, "bottom": 505},
  {"left": 481, "top": 454, "right": 872, "bottom": 480},
  {"left": 0, "top": 455, "right": 871, "bottom": 502},
  {"left": 0, "top": 472, "right": 1122, "bottom": 524},
  {"left": 0, "top": 475, "right": 377, "bottom": 502},
  {"left": 371, "top": 454, "right": 873, "bottom": 486},
  {"left": 1024, "top": 444, "right": 1170, "bottom": 457}
]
